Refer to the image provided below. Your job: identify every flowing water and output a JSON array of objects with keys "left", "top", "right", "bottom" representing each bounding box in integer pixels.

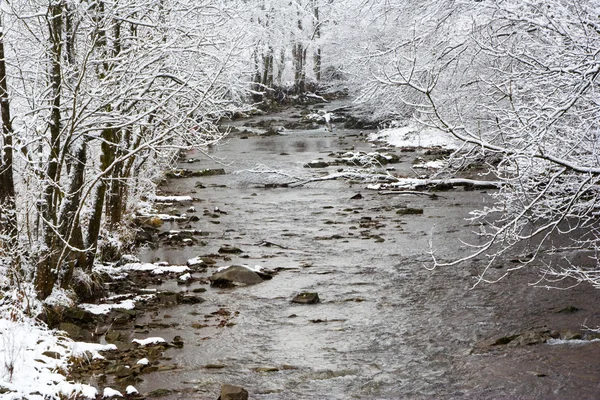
[{"left": 129, "top": 105, "right": 600, "bottom": 399}]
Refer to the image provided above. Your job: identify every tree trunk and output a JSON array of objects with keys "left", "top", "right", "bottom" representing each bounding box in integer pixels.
[
  {"left": 86, "top": 127, "right": 115, "bottom": 270},
  {"left": 0, "top": 15, "right": 17, "bottom": 253},
  {"left": 57, "top": 142, "right": 88, "bottom": 288},
  {"left": 293, "top": 17, "right": 306, "bottom": 94},
  {"left": 36, "top": 1, "right": 65, "bottom": 299},
  {"left": 106, "top": 128, "right": 127, "bottom": 230},
  {"left": 312, "top": 2, "right": 321, "bottom": 82}
]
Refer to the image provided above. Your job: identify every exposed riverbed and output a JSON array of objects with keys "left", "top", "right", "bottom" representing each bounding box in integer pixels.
[{"left": 77, "top": 103, "right": 600, "bottom": 399}]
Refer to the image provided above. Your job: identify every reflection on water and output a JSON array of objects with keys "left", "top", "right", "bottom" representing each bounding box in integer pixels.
[
  {"left": 133, "top": 122, "right": 600, "bottom": 399},
  {"left": 292, "top": 140, "right": 308, "bottom": 152}
]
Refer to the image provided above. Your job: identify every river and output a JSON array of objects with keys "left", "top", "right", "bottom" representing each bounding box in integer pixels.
[{"left": 124, "top": 103, "right": 600, "bottom": 399}]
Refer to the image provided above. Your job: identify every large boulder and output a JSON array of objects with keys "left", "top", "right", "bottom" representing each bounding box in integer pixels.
[
  {"left": 218, "top": 384, "right": 248, "bottom": 400},
  {"left": 210, "top": 265, "right": 263, "bottom": 287}
]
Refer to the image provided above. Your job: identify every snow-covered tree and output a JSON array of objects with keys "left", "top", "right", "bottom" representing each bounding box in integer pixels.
[
  {"left": 0, "top": 0, "right": 248, "bottom": 299},
  {"left": 350, "top": 0, "right": 600, "bottom": 287}
]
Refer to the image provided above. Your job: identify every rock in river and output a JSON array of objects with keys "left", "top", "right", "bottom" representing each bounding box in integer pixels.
[
  {"left": 218, "top": 245, "right": 244, "bottom": 254},
  {"left": 218, "top": 384, "right": 248, "bottom": 400},
  {"left": 292, "top": 292, "right": 320, "bottom": 304},
  {"left": 210, "top": 265, "right": 263, "bottom": 287}
]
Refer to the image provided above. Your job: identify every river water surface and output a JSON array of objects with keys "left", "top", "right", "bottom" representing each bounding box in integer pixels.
[{"left": 131, "top": 106, "right": 600, "bottom": 399}]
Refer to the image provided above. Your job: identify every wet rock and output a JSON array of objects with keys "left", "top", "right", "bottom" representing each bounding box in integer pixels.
[
  {"left": 304, "top": 160, "right": 329, "bottom": 168},
  {"left": 254, "top": 269, "right": 276, "bottom": 280},
  {"left": 396, "top": 207, "right": 423, "bottom": 215},
  {"left": 556, "top": 305, "right": 579, "bottom": 313},
  {"left": 475, "top": 329, "right": 560, "bottom": 352},
  {"left": 135, "top": 229, "right": 156, "bottom": 246},
  {"left": 204, "top": 363, "right": 226, "bottom": 369},
  {"left": 59, "top": 322, "right": 93, "bottom": 341},
  {"left": 255, "top": 366, "right": 279, "bottom": 372},
  {"left": 171, "top": 336, "right": 184, "bottom": 348},
  {"left": 147, "top": 388, "right": 173, "bottom": 397},
  {"left": 105, "top": 330, "right": 128, "bottom": 344},
  {"left": 292, "top": 292, "right": 320, "bottom": 304},
  {"left": 108, "top": 365, "right": 135, "bottom": 378},
  {"left": 117, "top": 254, "right": 141, "bottom": 266},
  {"left": 177, "top": 293, "right": 206, "bottom": 304},
  {"left": 218, "top": 384, "right": 248, "bottom": 400},
  {"left": 156, "top": 292, "right": 179, "bottom": 305},
  {"left": 64, "top": 307, "right": 97, "bottom": 323},
  {"left": 562, "top": 331, "right": 583, "bottom": 341},
  {"left": 218, "top": 245, "right": 243, "bottom": 254},
  {"left": 210, "top": 266, "right": 263, "bottom": 287},
  {"left": 165, "top": 168, "right": 225, "bottom": 178},
  {"left": 350, "top": 193, "right": 363, "bottom": 200},
  {"left": 514, "top": 331, "right": 552, "bottom": 346},
  {"left": 42, "top": 351, "right": 61, "bottom": 359}
]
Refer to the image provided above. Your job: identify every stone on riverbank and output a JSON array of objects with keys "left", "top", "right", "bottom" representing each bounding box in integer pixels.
[
  {"left": 210, "top": 265, "right": 263, "bottom": 287},
  {"left": 218, "top": 384, "right": 248, "bottom": 400}
]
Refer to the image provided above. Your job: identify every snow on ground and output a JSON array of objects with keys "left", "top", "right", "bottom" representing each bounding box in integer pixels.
[
  {"left": 369, "top": 123, "right": 461, "bottom": 149},
  {"left": 0, "top": 316, "right": 101, "bottom": 399},
  {"left": 79, "top": 299, "right": 136, "bottom": 315},
  {"left": 102, "top": 387, "right": 123, "bottom": 398},
  {"left": 95, "top": 262, "right": 190, "bottom": 278},
  {"left": 178, "top": 273, "right": 192, "bottom": 281},
  {"left": 126, "top": 385, "right": 139, "bottom": 395}
]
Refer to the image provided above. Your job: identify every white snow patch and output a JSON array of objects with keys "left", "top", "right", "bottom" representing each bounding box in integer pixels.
[
  {"left": 43, "top": 287, "right": 75, "bottom": 308},
  {"left": 132, "top": 337, "right": 167, "bottom": 346},
  {"left": 152, "top": 195, "right": 193, "bottom": 202},
  {"left": 103, "top": 387, "right": 123, "bottom": 398},
  {"left": 413, "top": 160, "right": 446, "bottom": 170},
  {"left": 79, "top": 299, "right": 135, "bottom": 315},
  {"left": 187, "top": 257, "right": 206, "bottom": 267},
  {"left": 57, "top": 383, "right": 98, "bottom": 399},
  {"left": 114, "top": 262, "right": 189, "bottom": 275},
  {"left": 126, "top": 385, "right": 139, "bottom": 395},
  {"left": 71, "top": 342, "right": 118, "bottom": 356},
  {"left": 178, "top": 273, "right": 192, "bottom": 281},
  {"left": 216, "top": 264, "right": 264, "bottom": 273},
  {"left": 370, "top": 124, "right": 461, "bottom": 149},
  {"left": 152, "top": 265, "right": 189, "bottom": 275},
  {"left": 136, "top": 358, "right": 150, "bottom": 365},
  {"left": 0, "top": 318, "right": 98, "bottom": 399}
]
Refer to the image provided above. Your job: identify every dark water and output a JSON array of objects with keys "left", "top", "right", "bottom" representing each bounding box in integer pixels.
[{"left": 131, "top": 110, "right": 600, "bottom": 399}]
